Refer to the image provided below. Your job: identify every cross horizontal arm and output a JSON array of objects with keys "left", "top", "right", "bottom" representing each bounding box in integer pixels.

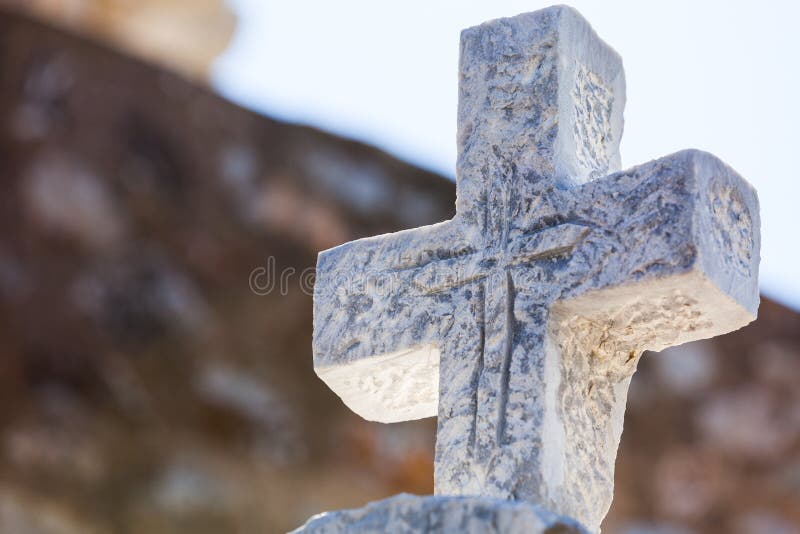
[
  {"left": 562, "top": 148, "right": 759, "bottom": 324},
  {"left": 313, "top": 220, "right": 462, "bottom": 422}
]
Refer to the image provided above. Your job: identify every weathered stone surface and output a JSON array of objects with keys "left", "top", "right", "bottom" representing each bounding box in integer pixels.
[
  {"left": 313, "top": 6, "right": 760, "bottom": 532},
  {"left": 292, "top": 493, "right": 588, "bottom": 534}
]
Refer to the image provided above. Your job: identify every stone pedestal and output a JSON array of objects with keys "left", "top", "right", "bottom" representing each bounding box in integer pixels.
[{"left": 292, "top": 494, "right": 588, "bottom": 534}]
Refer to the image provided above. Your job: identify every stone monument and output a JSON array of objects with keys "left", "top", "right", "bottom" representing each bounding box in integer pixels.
[{"left": 296, "top": 5, "right": 760, "bottom": 533}]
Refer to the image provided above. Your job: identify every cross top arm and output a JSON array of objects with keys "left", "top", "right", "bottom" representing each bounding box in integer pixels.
[{"left": 456, "top": 5, "right": 625, "bottom": 233}]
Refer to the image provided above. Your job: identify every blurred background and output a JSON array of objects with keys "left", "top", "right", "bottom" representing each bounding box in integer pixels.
[{"left": 0, "top": 1, "right": 798, "bottom": 533}]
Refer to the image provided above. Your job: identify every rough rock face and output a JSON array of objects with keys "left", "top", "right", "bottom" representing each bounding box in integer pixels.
[
  {"left": 0, "top": 8, "right": 797, "bottom": 534},
  {"left": 312, "top": 8, "right": 758, "bottom": 532},
  {"left": 292, "top": 494, "right": 588, "bottom": 534}
]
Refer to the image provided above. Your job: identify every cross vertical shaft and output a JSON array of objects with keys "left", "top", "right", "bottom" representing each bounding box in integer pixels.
[{"left": 436, "top": 6, "right": 629, "bottom": 516}]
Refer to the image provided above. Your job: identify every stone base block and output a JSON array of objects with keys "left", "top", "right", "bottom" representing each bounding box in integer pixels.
[{"left": 292, "top": 493, "right": 589, "bottom": 533}]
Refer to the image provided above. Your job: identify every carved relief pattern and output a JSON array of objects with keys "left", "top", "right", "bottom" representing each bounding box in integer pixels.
[
  {"left": 710, "top": 181, "right": 754, "bottom": 279},
  {"left": 572, "top": 64, "right": 614, "bottom": 178}
]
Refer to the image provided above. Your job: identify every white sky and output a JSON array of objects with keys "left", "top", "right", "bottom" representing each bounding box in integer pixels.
[{"left": 213, "top": 0, "right": 800, "bottom": 311}]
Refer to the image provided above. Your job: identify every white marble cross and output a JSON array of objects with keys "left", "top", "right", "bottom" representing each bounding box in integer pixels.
[{"left": 312, "top": 6, "right": 759, "bottom": 532}]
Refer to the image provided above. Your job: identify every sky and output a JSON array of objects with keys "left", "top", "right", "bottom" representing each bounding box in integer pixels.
[{"left": 213, "top": 0, "right": 800, "bottom": 311}]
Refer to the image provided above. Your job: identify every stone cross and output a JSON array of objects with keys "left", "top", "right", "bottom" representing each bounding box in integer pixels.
[{"left": 312, "top": 6, "right": 759, "bottom": 532}]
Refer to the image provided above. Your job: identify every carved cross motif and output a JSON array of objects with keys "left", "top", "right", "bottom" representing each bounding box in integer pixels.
[{"left": 312, "top": 6, "right": 759, "bottom": 532}]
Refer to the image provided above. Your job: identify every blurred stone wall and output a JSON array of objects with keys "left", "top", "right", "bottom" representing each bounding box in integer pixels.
[
  {"left": 0, "top": 10, "right": 798, "bottom": 534},
  {"left": 0, "top": 11, "right": 448, "bottom": 533}
]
